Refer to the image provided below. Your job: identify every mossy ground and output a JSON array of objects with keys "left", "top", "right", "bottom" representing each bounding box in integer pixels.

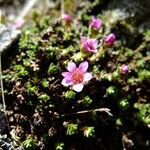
[{"left": 1, "top": 0, "right": 150, "bottom": 149}]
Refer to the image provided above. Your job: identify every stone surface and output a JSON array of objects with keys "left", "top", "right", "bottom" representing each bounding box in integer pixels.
[
  {"left": 0, "top": 24, "right": 20, "bottom": 52},
  {"left": 0, "top": 105, "right": 13, "bottom": 149},
  {"left": 101, "top": 0, "right": 150, "bottom": 28}
]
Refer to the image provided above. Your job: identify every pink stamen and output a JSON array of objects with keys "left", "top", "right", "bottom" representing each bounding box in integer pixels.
[{"left": 72, "top": 69, "right": 84, "bottom": 84}]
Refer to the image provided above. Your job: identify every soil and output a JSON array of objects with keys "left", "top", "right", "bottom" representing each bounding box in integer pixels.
[{"left": 0, "top": 0, "right": 150, "bottom": 150}]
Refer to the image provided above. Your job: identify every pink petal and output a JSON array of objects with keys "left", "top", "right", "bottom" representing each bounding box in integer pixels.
[
  {"left": 84, "top": 44, "right": 90, "bottom": 52},
  {"left": 81, "top": 36, "right": 87, "bottom": 43},
  {"left": 61, "top": 14, "right": 71, "bottom": 22},
  {"left": 61, "top": 78, "right": 73, "bottom": 86},
  {"left": 89, "top": 48, "right": 98, "bottom": 53},
  {"left": 12, "top": 18, "right": 25, "bottom": 29},
  {"left": 92, "top": 39, "right": 98, "bottom": 49},
  {"left": 67, "top": 62, "right": 76, "bottom": 72},
  {"left": 62, "top": 72, "right": 72, "bottom": 78},
  {"left": 79, "top": 61, "right": 89, "bottom": 73},
  {"left": 83, "top": 73, "right": 92, "bottom": 83},
  {"left": 72, "top": 84, "right": 84, "bottom": 92}
]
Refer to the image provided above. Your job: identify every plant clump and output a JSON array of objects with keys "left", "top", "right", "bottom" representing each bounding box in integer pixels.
[{"left": 2, "top": 0, "right": 150, "bottom": 149}]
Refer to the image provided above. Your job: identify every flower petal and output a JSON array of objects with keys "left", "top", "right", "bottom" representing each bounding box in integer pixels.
[
  {"left": 61, "top": 72, "right": 72, "bottom": 78},
  {"left": 67, "top": 62, "right": 76, "bottom": 72},
  {"left": 81, "top": 36, "right": 87, "bottom": 44},
  {"left": 83, "top": 72, "right": 92, "bottom": 83},
  {"left": 79, "top": 61, "right": 89, "bottom": 73},
  {"left": 61, "top": 14, "right": 71, "bottom": 22},
  {"left": 61, "top": 78, "right": 73, "bottom": 86},
  {"left": 89, "top": 48, "right": 98, "bottom": 53},
  {"left": 72, "top": 84, "right": 84, "bottom": 92},
  {"left": 92, "top": 39, "right": 98, "bottom": 49}
]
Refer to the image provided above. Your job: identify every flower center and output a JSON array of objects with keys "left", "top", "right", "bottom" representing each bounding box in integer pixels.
[
  {"left": 72, "top": 68, "right": 84, "bottom": 84},
  {"left": 87, "top": 41, "right": 94, "bottom": 50}
]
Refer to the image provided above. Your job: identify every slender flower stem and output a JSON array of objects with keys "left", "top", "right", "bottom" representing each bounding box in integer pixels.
[
  {"left": 61, "top": 108, "right": 113, "bottom": 117},
  {"left": 51, "top": 79, "right": 60, "bottom": 88},
  {"left": 87, "top": 25, "right": 91, "bottom": 38},
  {"left": 61, "top": 0, "right": 64, "bottom": 17},
  {"left": 97, "top": 39, "right": 103, "bottom": 48},
  {"left": 89, "top": 45, "right": 104, "bottom": 62},
  {"left": 16, "top": 0, "right": 39, "bottom": 20},
  {"left": 0, "top": 52, "right": 11, "bottom": 133},
  {"left": 0, "top": 9, "right": 2, "bottom": 23},
  {"left": 122, "top": 133, "right": 127, "bottom": 150},
  {"left": 0, "top": 52, "right": 6, "bottom": 111},
  {"left": 122, "top": 133, "right": 134, "bottom": 150}
]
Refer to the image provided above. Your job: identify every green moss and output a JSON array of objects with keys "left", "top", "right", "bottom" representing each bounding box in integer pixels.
[
  {"left": 134, "top": 103, "right": 150, "bottom": 125},
  {"left": 66, "top": 123, "right": 78, "bottom": 135},
  {"left": 138, "top": 70, "right": 150, "bottom": 82},
  {"left": 83, "top": 126, "right": 95, "bottom": 138},
  {"left": 23, "top": 59, "right": 30, "bottom": 67},
  {"left": 4, "top": 74, "right": 12, "bottom": 82},
  {"left": 22, "top": 136, "right": 37, "bottom": 150},
  {"left": 82, "top": 96, "right": 93, "bottom": 107},
  {"left": 106, "top": 86, "right": 118, "bottom": 96},
  {"left": 39, "top": 93, "right": 51, "bottom": 102},
  {"left": 45, "top": 47, "right": 56, "bottom": 60},
  {"left": 136, "top": 60, "right": 145, "bottom": 69},
  {"left": 111, "top": 70, "right": 120, "bottom": 81},
  {"left": 127, "top": 77, "right": 138, "bottom": 85},
  {"left": 143, "top": 30, "right": 150, "bottom": 41},
  {"left": 92, "top": 65, "right": 100, "bottom": 74},
  {"left": 116, "top": 118, "right": 123, "bottom": 127},
  {"left": 14, "top": 65, "right": 29, "bottom": 77},
  {"left": 41, "top": 79, "right": 49, "bottom": 88},
  {"left": 119, "top": 98, "right": 129, "bottom": 110},
  {"left": 64, "top": 90, "right": 76, "bottom": 100},
  {"left": 26, "top": 83, "right": 38, "bottom": 96},
  {"left": 2, "top": 0, "right": 150, "bottom": 149},
  {"left": 125, "top": 48, "right": 133, "bottom": 58},
  {"left": 55, "top": 142, "right": 64, "bottom": 150},
  {"left": 48, "top": 63, "right": 60, "bottom": 74}
]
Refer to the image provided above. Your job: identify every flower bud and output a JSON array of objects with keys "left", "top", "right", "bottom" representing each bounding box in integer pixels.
[
  {"left": 90, "top": 17, "right": 102, "bottom": 31},
  {"left": 81, "top": 36, "right": 98, "bottom": 53},
  {"left": 12, "top": 18, "right": 25, "bottom": 29},
  {"left": 104, "top": 33, "right": 116, "bottom": 46},
  {"left": 61, "top": 14, "right": 71, "bottom": 24},
  {"left": 121, "top": 64, "right": 129, "bottom": 74}
]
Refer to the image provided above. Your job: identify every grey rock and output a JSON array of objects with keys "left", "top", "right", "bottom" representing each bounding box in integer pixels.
[
  {"left": 0, "top": 24, "right": 20, "bottom": 52},
  {"left": 0, "top": 106, "right": 13, "bottom": 149},
  {"left": 0, "top": 106, "right": 7, "bottom": 134},
  {"left": 0, "top": 134, "right": 14, "bottom": 150},
  {"left": 101, "top": 0, "right": 150, "bottom": 28}
]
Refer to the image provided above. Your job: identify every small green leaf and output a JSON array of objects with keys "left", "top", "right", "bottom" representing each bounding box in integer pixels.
[
  {"left": 82, "top": 96, "right": 92, "bottom": 107},
  {"left": 55, "top": 142, "right": 64, "bottom": 150},
  {"left": 48, "top": 63, "right": 60, "bottom": 74},
  {"left": 83, "top": 127, "right": 95, "bottom": 138},
  {"left": 64, "top": 90, "right": 76, "bottom": 100},
  {"left": 66, "top": 123, "right": 78, "bottom": 135}
]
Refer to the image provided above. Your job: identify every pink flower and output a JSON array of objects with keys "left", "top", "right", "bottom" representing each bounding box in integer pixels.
[
  {"left": 61, "top": 61, "right": 92, "bottom": 92},
  {"left": 12, "top": 18, "right": 25, "bottom": 29},
  {"left": 121, "top": 64, "right": 129, "bottom": 74},
  {"left": 104, "top": 33, "right": 116, "bottom": 46},
  {"left": 90, "top": 17, "right": 102, "bottom": 31},
  {"left": 61, "top": 14, "right": 71, "bottom": 23},
  {"left": 81, "top": 36, "right": 98, "bottom": 53}
]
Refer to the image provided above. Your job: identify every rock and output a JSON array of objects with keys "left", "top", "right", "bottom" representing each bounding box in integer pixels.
[
  {"left": 0, "top": 106, "right": 7, "bottom": 134},
  {"left": 99, "top": 0, "right": 150, "bottom": 48},
  {"left": 0, "top": 105, "right": 13, "bottom": 149},
  {"left": 100, "top": 0, "right": 150, "bottom": 33},
  {"left": 0, "top": 24, "right": 20, "bottom": 52},
  {"left": 0, "top": 106, "right": 24, "bottom": 150}
]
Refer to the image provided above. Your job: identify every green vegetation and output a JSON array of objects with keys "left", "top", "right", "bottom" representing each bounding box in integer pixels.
[{"left": 2, "top": 0, "right": 150, "bottom": 149}]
